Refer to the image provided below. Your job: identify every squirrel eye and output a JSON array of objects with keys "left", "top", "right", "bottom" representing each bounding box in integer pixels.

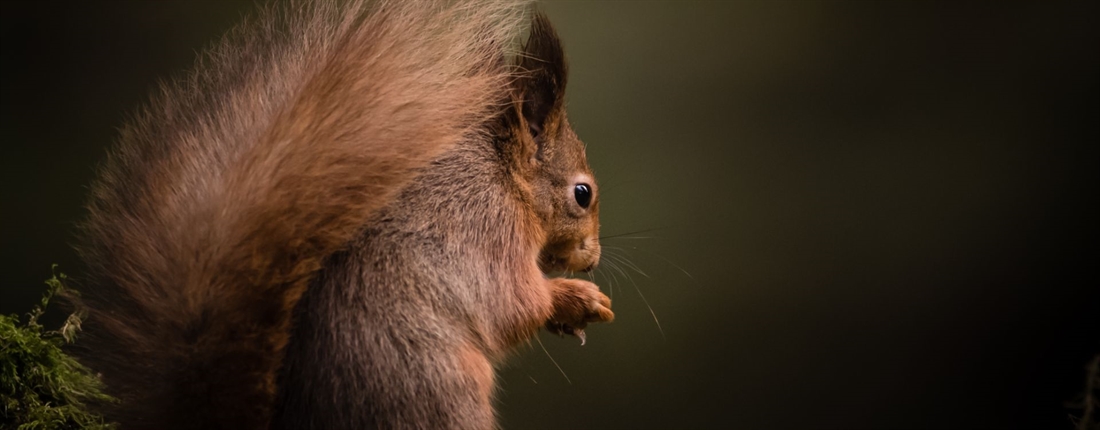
[{"left": 573, "top": 184, "right": 592, "bottom": 209}]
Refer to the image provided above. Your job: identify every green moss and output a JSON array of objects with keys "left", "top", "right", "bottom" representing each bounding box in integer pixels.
[{"left": 1, "top": 267, "right": 116, "bottom": 430}]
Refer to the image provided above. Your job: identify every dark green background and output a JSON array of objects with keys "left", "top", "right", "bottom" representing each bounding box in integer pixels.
[{"left": 2, "top": 1, "right": 1097, "bottom": 429}]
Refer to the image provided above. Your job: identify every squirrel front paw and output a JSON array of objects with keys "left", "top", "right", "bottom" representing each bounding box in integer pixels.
[{"left": 545, "top": 278, "right": 614, "bottom": 345}]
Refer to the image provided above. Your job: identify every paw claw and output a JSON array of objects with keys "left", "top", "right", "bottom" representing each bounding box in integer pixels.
[{"left": 546, "top": 278, "right": 613, "bottom": 345}]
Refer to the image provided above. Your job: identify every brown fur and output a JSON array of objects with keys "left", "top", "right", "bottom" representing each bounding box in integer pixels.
[
  {"left": 276, "top": 12, "right": 612, "bottom": 428},
  {"left": 74, "top": 1, "right": 610, "bottom": 428}
]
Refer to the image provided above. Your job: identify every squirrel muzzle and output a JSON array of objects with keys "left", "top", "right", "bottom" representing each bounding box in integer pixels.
[{"left": 539, "top": 234, "right": 600, "bottom": 274}]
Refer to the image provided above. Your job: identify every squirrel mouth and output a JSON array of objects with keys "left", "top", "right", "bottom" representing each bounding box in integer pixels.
[{"left": 538, "top": 252, "right": 596, "bottom": 274}]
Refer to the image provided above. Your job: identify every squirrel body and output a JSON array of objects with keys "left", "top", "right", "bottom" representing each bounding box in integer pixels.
[
  {"left": 277, "top": 128, "right": 593, "bottom": 428},
  {"left": 73, "top": 0, "right": 611, "bottom": 428}
]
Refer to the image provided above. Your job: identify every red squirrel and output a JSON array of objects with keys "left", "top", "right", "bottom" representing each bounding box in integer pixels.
[{"left": 72, "top": 0, "right": 612, "bottom": 428}]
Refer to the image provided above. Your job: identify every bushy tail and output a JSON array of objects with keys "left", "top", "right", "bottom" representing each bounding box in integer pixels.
[{"left": 72, "top": 1, "right": 528, "bottom": 428}]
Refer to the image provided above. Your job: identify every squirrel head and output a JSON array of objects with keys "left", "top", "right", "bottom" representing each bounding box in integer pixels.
[{"left": 497, "top": 13, "right": 600, "bottom": 274}]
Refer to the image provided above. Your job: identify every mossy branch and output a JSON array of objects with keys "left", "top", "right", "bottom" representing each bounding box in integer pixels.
[{"left": 0, "top": 266, "right": 116, "bottom": 430}]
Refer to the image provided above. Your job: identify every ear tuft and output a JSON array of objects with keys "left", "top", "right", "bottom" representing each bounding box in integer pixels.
[{"left": 517, "top": 12, "right": 567, "bottom": 137}]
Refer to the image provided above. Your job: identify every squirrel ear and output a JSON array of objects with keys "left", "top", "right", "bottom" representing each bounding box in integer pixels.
[{"left": 516, "top": 12, "right": 567, "bottom": 138}]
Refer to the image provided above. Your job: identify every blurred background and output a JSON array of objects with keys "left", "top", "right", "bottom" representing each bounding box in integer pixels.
[{"left": 2, "top": 1, "right": 1097, "bottom": 429}]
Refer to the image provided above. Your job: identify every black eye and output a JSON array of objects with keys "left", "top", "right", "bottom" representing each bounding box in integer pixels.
[{"left": 574, "top": 184, "right": 592, "bottom": 209}]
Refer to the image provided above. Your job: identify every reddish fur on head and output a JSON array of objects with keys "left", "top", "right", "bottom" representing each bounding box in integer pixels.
[{"left": 505, "top": 13, "right": 602, "bottom": 275}]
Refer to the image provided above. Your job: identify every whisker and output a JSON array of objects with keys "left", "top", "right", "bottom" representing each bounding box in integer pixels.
[
  {"left": 607, "top": 272, "right": 614, "bottom": 301},
  {"left": 625, "top": 245, "right": 696, "bottom": 282},
  {"left": 597, "top": 260, "right": 621, "bottom": 302},
  {"left": 609, "top": 267, "right": 620, "bottom": 302},
  {"left": 631, "top": 278, "right": 665, "bottom": 339},
  {"left": 604, "top": 252, "right": 650, "bottom": 282},
  {"left": 602, "top": 251, "right": 664, "bottom": 339},
  {"left": 535, "top": 334, "right": 571, "bottom": 385},
  {"left": 602, "top": 248, "right": 650, "bottom": 278},
  {"left": 584, "top": 269, "right": 611, "bottom": 301},
  {"left": 599, "top": 227, "right": 662, "bottom": 240},
  {"left": 604, "top": 258, "right": 630, "bottom": 289}
]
